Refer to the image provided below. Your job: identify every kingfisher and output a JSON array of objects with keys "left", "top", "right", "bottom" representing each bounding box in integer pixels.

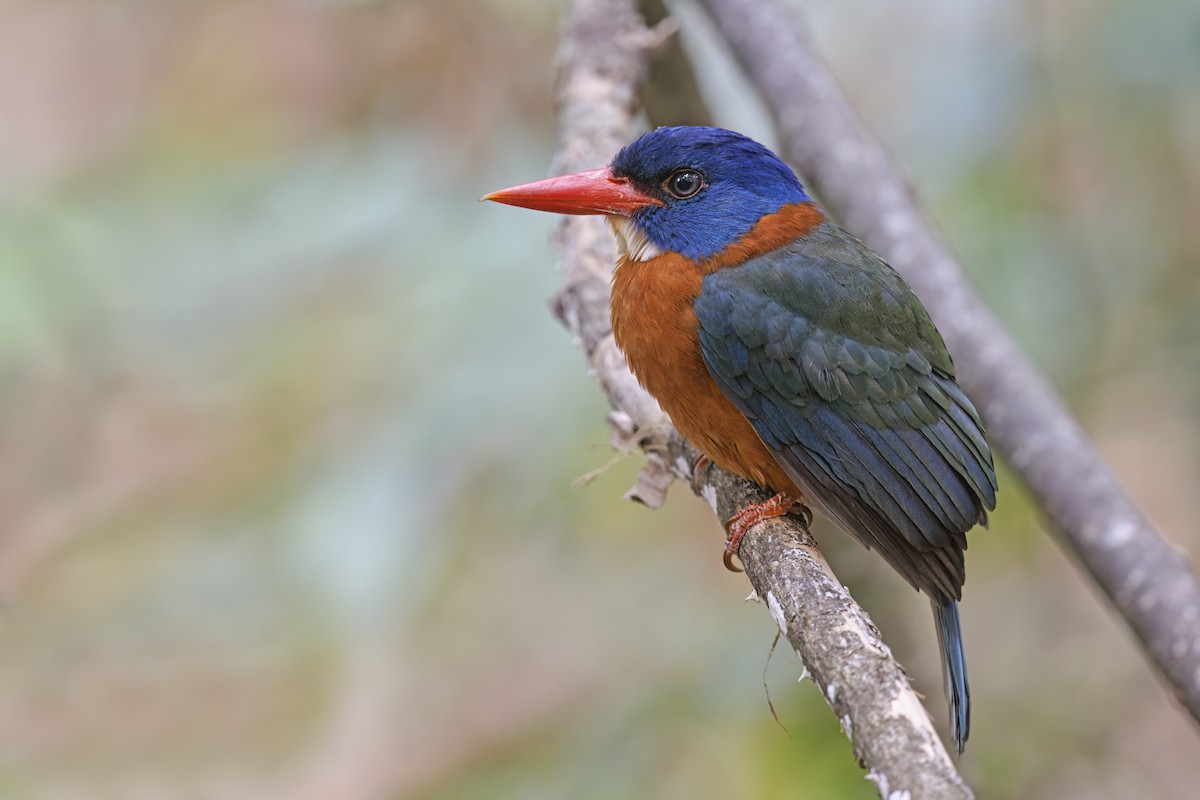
[{"left": 484, "top": 126, "right": 997, "bottom": 753}]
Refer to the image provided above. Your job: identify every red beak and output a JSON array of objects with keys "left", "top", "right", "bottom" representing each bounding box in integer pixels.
[{"left": 482, "top": 167, "right": 661, "bottom": 216}]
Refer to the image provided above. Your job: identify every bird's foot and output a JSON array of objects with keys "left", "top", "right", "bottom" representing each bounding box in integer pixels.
[
  {"left": 723, "top": 493, "right": 798, "bottom": 572},
  {"left": 690, "top": 453, "right": 712, "bottom": 493}
]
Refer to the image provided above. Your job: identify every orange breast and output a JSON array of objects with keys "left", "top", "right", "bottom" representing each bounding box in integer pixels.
[{"left": 609, "top": 202, "right": 826, "bottom": 496}]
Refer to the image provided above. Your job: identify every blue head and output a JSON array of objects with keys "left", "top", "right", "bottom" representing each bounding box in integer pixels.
[{"left": 610, "top": 127, "right": 809, "bottom": 261}]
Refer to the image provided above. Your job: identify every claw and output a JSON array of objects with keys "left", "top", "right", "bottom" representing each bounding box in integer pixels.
[
  {"left": 723, "top": 493, "right": 798, "bottom": 571},
  {"left": 723, "top": 547, "right": 743, "bottom": 573},
  {"left": 691, "top": 453, "right": 712, "bottom": 493},
  {"left": 795, "top": 504, "right": 813, "bottom": 529}
]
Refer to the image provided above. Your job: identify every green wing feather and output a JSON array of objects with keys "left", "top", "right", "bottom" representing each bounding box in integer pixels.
[{"left": 694, "top": 222, "right": 997, "bottom": 598}]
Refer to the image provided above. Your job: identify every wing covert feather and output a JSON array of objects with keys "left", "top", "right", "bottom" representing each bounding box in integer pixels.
[{"left": 694, "top": 224, "right": 996, "bottom": 597}]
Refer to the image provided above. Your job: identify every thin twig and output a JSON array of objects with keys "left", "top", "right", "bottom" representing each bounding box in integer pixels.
[
  {"left": 697, "top": 0, "right": 1200, "bottom": 725},
  {"left": 539, "top": 1, "right": 975, "bottom": 796}
]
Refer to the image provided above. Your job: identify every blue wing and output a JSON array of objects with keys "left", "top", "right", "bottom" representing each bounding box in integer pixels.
[{"left": 694, "top": 223, "right": 997, "bottom": 599}]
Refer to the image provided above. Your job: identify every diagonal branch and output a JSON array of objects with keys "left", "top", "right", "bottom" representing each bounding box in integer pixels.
[
  {"left": 540, "top": 0, "right": 974, "bottom": 796},
  {"left": 696, "top": 0, "right": 1200, "bottom": 724}
]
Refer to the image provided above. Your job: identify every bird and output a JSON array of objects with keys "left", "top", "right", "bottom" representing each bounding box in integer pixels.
[{"left": 483, "top": 126, "right": 997, "bottom": 753}]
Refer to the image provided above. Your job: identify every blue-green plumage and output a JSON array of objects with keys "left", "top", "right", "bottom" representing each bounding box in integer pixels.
[
  {"left": 695, "top": 220, "right": 996, "bottom": 753},
  {"left": 935, "top": 597, "right": 971, "bottom": 750}
]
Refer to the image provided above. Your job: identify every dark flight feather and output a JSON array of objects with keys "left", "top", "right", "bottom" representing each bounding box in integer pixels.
[{"left": 694, "top": 221, "right": 996, "bottom": 601}]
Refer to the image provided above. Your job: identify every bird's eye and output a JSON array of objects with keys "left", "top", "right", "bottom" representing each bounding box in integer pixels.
[{"left": 664, "top": 169, "right": 704, "bottom": 199}]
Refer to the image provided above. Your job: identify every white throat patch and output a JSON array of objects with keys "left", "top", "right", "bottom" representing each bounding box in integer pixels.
[{"left": 608, "top": 216, "right": 664, "bottom": 263}]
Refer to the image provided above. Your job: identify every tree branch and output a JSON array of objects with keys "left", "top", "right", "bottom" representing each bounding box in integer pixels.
[
  {"left": 638, "top": 0, "right": 714, "bottom": 128},
  {"left": 696, "top": 0, "right": 1200, "bottom": 723},
  {"left": 541, "top": 1, "right": 974, "bottom": 796}
]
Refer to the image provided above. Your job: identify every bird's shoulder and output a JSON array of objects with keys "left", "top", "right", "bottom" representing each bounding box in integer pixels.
[{"left": 696, "top": 221, "right": 954, "bottom": 383}]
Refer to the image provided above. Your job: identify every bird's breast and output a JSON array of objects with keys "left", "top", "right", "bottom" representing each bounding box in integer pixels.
[{"left": 612, "top": 251, "right": 781, "bottom": 488}]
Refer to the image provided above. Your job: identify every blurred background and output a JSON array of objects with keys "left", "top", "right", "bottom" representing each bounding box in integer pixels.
[{"left": 0, "top": 0, "right": 1198, "bottom": 797}]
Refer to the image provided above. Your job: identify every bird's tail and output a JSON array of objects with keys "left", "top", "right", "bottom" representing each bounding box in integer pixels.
[{"left": 933, "top": 596, "right": 970, "bottom": 754}]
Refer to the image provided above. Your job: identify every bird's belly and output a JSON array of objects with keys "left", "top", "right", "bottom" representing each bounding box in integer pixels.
[
  {"left": 610, "top": 254, "right": 799, "bottom": 496},
  {"left": 666, "top": 382, "right": 796, "bottom": 494}
]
